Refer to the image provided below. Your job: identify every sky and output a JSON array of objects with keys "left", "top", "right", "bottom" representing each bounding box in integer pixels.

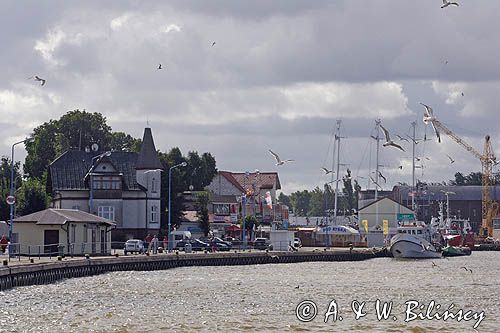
[{"left": 1, "top": 0, "right": 500, "bottom": 194}]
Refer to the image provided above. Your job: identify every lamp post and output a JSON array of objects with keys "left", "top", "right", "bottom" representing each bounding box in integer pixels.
[
  {"left": 9, "top": 138, "right": 32, "bottom": 259},
  {"left": 168, "top": 161, "right": 187, "bottom": 252},
  {"left": 89, "top": 151, "right": 111, "bottom": 215}
]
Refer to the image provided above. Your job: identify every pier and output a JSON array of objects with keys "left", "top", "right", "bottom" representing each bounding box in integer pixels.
[{"left": 0, "top": 248, "right": 388, "bottom": 291}]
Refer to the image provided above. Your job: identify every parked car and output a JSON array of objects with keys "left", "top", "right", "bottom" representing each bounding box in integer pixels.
[
  {"left": 253, "top": 237, "right": 272, "bottom": 250},
  {"left": 124, "top": 239, "right": 145, "bottom": 255},
  {"left": 175, "top": 239, "right": 211, "bottom": 252},
  {"left": 294, "top": 238, "right": 302, "bottom": 248},
  {"left": 209, "top": 239, "right": 232, "bottom": 251}
]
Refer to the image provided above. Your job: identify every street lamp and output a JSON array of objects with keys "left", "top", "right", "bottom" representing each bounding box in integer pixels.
[
  {"left": 168, "top": 161, "right": 187, "bottom": 251},
  {"left": 9, "top": 138, "right": 32, "bottom": 259},
  {"left": 88, "top": 151, "right": 111, "bottom": 214}
]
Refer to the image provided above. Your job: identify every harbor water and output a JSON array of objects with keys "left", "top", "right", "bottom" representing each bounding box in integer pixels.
[{"left": 0, "top": 252, "right": 499, "bottom": 332}]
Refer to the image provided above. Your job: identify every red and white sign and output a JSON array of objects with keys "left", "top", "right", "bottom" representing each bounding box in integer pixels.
[{"left": 6, "top": 195, "right": 15, "bottom": 205}]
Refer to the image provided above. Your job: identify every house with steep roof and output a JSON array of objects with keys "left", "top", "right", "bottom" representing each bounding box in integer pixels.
[
  {"left": 206, "top": 171, "right": 287, "bottom": 227},
  {"left": 49, "top": 127, "right": 163, "bottom": 241}
]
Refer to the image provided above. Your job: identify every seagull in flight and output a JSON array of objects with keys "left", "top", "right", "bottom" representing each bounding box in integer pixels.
[
  {"left": 212, "top": 41, "right": 216, "bottom": 47},
  {"left": 398, "top": 165, "right": 403, "bottom": 170},
  {"left": 380, "top": 124, "right": 405, "bottom": 152},
  {"left": 420, "top": 103, "right": 441, "bottom": 143},
  {"left": 460, "top": 266, "right": 472, "bottom": 274},
  {"left": 321, "top": 167, "right": 334, "bottom": 175},
  {"left": 158, "top": 64, "right": 162, "bottom": 70},
  {"left": 28, "top": 75, "right": 46, "bottom": 86},
  {"left": 446, "top": 154, "right": 455, "bottom": 164},
  {"left": 441, "top": 0, "right": 459, "bottom": 8},
  {"left": 396, "top": 134, "right": 410, "bottom": 143},
  {"left": 269, "top": 149, "right": 294, "bottom": 166}
]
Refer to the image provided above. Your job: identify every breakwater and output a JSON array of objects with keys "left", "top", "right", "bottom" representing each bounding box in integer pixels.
[{"left": 0, "top": 249, "right": 388, "bottom": 291}]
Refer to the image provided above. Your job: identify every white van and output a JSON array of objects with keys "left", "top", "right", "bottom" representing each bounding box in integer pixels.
[{"left": 170, "top": 231, "right": 192, "bottom": 248}]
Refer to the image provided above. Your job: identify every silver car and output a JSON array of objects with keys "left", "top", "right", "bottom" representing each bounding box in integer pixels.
[{"left": 124, "top": 239, "right": 145, "bottom": 255}]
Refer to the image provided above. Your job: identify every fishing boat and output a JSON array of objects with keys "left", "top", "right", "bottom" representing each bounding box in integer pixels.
[
  {"left": 390, "top": 220, "right": 442, "bottom": 258},
  {"left": 433, "top": 202, "right": 475, "bottom": 249}
]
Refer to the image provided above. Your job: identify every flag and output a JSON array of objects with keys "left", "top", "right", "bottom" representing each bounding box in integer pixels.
[
  {"left": 362, "top": 219, "right": 368, "bottom": 234},
  {"left": 265, "top": 191, "right": 272, "bottom": 209},
  {"left": 383, "top": 219, "right": 389, "bottom": 236}
]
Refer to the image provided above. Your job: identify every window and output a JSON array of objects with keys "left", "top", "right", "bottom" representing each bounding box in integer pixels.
[
  {"left": 151, "top": 206, "right": 158, "bottom": 223},
  {"left": 213, "top": 203, "right": 230, "bottom": 215},
  {"left": 98, "top": 206, "right": 115, "bottom": 221},
  {"left": 83, "top": 224, "right": 88, "bottom": 243},
  {"left": 92, "top": 176, "right": 121, "bottom": 190},
  {"left": 71, "top": 224, "right": 76, "bottom": 243},
  {"left": 152, "top": 177, "right": 157, "bottom": 193}
]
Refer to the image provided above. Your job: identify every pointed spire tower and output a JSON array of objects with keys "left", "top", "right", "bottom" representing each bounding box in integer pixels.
[{"left": 136, "top": 127, "right": 163, "bottom": 170}]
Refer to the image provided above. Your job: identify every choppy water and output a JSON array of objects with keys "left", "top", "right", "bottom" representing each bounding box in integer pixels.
[{"left": 0, "top": 252, "right": 499, "bottom": 332}]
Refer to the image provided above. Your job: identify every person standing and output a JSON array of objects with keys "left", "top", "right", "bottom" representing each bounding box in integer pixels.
[
  {"left": 0, "top": 235, "right": 8, "bottom": 254},
  {"left": 145, "top": 234, "right": 153, "bottom": 254},
  {"left": 151, "top": 235, "right": 159, "bottom": 254}
]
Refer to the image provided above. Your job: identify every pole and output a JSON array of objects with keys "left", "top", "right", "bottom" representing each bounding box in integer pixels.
[
  {"left": 168, "top": 167, "right": 172, "bottom": 252},
  {"left": 9, "top": 139, "right": 30, "bottom": 259},
  {"left": 446, "top": 193, "right": 450, "bottom": 222},
  {"left": 333, "top": 120, "right": 341, "bottom": 226},
  {"left": 411, "top": 121, "right": 416, "bottom": 212},
  {"left": 374, "top": 119, "right": 381, "bottom": 201},
  {"left": 242, "top": 195, "right": 246, "bottom": 250},
  {"left": 168, "top": 162, "right": 187, "bottom": 252}
]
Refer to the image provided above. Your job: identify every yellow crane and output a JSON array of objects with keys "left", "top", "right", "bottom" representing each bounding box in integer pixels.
[{"left": 421, "top": 103, "right": 497, "bottom": 239}]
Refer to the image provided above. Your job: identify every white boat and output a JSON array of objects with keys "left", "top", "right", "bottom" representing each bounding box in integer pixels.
[{"left": 390, "top": 220, "right": 442, "bottom": 259}]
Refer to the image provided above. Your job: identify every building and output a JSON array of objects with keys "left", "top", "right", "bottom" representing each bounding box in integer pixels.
[
  {"left": 203, "top": 171, "right": 289, "bottom": 239},
  {"left": 49, "top": 127, "right": 163, "bottom": 241},
  {"left": 358, "top": 197, "right": 415, "bottom": 247},
  {"left": 13, "top": 208, "right": 115, "bottom": 256},
  {"left": 392, "top": 185, "right": 500, "bottom": 232}
]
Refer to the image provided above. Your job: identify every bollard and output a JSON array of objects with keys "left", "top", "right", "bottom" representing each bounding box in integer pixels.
[
  {"left": 115, "top": 253, "right": 119, "bottom": 257},
  {"left": 2, "top": 259, "right": 7, "bottom": 266},
  {"left": 30, "top": 258, "right": 34, "bottom": 264},
  {"left": 85, "top": 254, "right": 90, "bottom": 259},
  {"left": 57, "top": 256, "right": 62, "bottom": 261}
]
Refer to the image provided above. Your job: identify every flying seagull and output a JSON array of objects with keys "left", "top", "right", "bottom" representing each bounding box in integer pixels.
[
  {"left": 377, "top": 171, "right": 387, "bottom": 183},
  {"left": 460, "top": 266, "right": 472, "bottom": 274},
  {"left": 212, "top": 41, "right": 216, "bottom": 47},
  {"left": 28, "top": 75, "right": 46, "bottom": 86},
  {"left": 441, "top": 0, "right": 459, "bottom": 8},
  {"left": 321, "top": 167, "right": 334, "bottom": 175},
  {"left": 158, "top": 64, "right": 162, "bottom": 70},
  {"left": 396, "top": 134, "right": 410, "bottom": 143},
  {"left": 398, "top": 165, "right": 403, "bottom": 170},
  {"left": 269, "top": 149, "right": 294, "bottom": 166},
  {"left": 461, "top": 92, "right": 464, "bottom": 97},
  {"left": 420, "top": 103, "right": 441, "bottom": 143},
  {"left": 380, "top": 124, "right": 405, "bottom": 152},
  {"left": 446, "top": 154, "right": 455, "bottom": 164}
]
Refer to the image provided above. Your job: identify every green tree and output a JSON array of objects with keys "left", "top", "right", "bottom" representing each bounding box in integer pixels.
[
  {"left": 158, "top": 148, "right": 218, "bottom": 231},
  {"left": 308, "top": 186, "right": 324, "bottom": 216},
  {"left": 17, "top": 179, "right": 50, "bottom": 215},
  {"left": 109, "top": 132, "right": 142, "bottom": 152},
  {"left": 24, "top": 110, "right": 119, "bottom": 180},
  {"left": 240, "top": 215, "right": 259, "bottom": 232},
  {"left": 289, "top": 190, "right": 311, "bottom": 216},
  {"left": 195, "top": 191, "right": 211, "bottom": 236},
  {"left": 278, "top": 192, "right": 291, "bottom": 207},
  {"left": 341, "top": 169, "right": 356, "bottom": 215},
  {"left": 0, "top": 157, "right": 22, "bottom": 221}
]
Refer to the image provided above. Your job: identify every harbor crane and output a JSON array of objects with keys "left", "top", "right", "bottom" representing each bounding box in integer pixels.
[{"left": 421, "top": 103, "right": 497, "bottom": 240}]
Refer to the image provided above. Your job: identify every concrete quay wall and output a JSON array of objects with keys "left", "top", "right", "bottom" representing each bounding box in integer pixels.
[{"left": 0, "top": 249, "right": 388, "bottom": 291}]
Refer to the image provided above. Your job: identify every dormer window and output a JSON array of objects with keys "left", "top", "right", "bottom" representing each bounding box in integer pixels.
[{"left": 92, "top": 176, "right": 122, "bottom": 190}]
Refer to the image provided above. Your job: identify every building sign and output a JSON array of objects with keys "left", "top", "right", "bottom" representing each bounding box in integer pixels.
[
  {"left": 213, "top": 215, "right": 226, "bottom": 222},
  {"left": 322, "top": 226, "right": 349, "bottom": 234},
  {"left": 397, "top": 213, "right": 415, "bottom": 221}
]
